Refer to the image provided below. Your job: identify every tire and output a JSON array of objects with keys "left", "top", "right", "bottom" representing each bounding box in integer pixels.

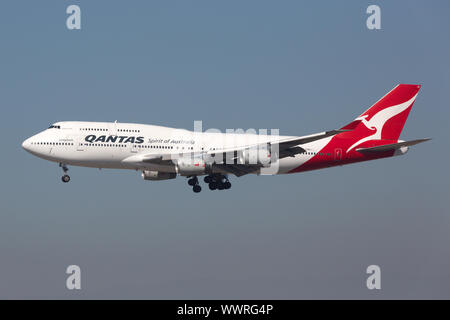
[
  {"left": 224, "top": 181, "right": 231, "bottom": 189},
  {"left": 188, "top": 178, "right": 196, "bottom": 186},
  {"left": 193, "top": 185, "right": 201, "bottom": 193},
  {"left": 209, "top": 182, "right": 217, "bottom": 190},
  {"left": 217, "top": 183, "right": 224, "bottom": 190},
  {"left": 204, "top": 176, "right": 211, "bottom": 184},
  {"left": 62, "top": 175, "right": 70, "bottom": 183}
]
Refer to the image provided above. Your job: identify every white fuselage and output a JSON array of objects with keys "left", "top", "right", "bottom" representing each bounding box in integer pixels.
[{"left": 22, "top": 121, "right": 326, "bottom": 175}]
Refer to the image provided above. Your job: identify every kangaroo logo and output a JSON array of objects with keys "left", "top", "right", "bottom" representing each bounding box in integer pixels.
[{"left": 346, "top": 94, "right": 417, "bottom": 153}]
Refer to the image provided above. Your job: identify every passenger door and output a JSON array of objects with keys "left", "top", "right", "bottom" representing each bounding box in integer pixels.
[
  {"left": 109, "top": 121, "right": 118, "bottom": 137},
  {"left": 76, "top": 134, "right": 85, "bottom": 151},
  {"left": 334, "top": 148, "right": 342, "bottom": 161}
]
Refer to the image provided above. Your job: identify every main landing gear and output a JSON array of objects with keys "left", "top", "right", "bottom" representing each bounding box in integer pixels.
[
  {"left": 188, "top": 176, "right": 202, "bottom": 193},
  {"left": 204, "top": 174, "right": 231, "bottom": 191},
  {"left": 59, "top": 163, "right": 70, "bottom": 183},
  {"left": 187, "top": 174, "right": 231, "bottom": 193}
]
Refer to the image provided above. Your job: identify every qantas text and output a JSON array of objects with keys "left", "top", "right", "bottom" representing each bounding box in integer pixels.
[{"left": 84, "top": 135, "right": 145, "bottom": 144}]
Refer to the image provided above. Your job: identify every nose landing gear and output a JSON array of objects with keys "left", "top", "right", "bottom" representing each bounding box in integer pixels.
[{"left": 59, "top": 163, "right": 70, "bottom": 183}]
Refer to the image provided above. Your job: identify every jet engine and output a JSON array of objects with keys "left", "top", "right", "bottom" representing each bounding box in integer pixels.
[
  {"left": 176, "top": 158, "right": 210, "bottom": 176},
  {"left": 142, "top": 170, "right": 176, "bottom": 181}
]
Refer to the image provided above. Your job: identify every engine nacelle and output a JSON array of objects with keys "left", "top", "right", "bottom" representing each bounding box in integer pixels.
[
  {"left": 176, "top": 158, "right": 209, "bottom": 176},
  {"left": 142, "top": 170, "right": 176, "bottom": 181},
  {"left": 238, "top": 147, "right": 273, "bottom": 166}
]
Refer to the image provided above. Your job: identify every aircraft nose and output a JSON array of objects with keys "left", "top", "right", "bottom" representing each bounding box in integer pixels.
[{"left": 22, "top": 138, "right": 31, "bottom": 151}]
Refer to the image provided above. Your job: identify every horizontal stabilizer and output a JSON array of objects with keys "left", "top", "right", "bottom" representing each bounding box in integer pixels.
[{"left": 356, "top": 138, "right": 431, "bottom": 153}]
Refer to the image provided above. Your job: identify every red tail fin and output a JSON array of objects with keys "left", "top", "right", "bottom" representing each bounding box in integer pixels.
[{"left": 341, "top": 84, "right": 421, "bottom": 141}]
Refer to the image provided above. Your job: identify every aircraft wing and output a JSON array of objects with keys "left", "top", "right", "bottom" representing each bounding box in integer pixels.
[
  {"left": 212, "top": 163, "right": 263, "bottom": 177},
  {"left": 122, "top": 129, "right": 347, "bottom": 175},
  {"left": 206, "top": 130, "right": 348, "bottom": 176},
  {"left": 206, "top": 129, "right": 348, "bottom": 158},
  {"left": 121, "top": 153, "right": 172, "bottom": 166}
]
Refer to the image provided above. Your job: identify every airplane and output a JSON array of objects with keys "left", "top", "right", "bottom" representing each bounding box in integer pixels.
[{"left": 22, "top": 84, "right": 429, "bottom": 193}]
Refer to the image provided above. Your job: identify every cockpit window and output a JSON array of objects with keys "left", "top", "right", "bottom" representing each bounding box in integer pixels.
[{"left": 48, "top": 125, "right": 61, "bottom": 129}]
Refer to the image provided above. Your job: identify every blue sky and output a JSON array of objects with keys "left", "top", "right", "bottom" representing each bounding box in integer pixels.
[{"left": 0, "top": 0, "right": 449, "bottom": 298}]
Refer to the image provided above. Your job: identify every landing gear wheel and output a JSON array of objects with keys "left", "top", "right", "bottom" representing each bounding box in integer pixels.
[
  {"left": 193, "top": 185, "right": 202, "bottom": 193},
  {"left": 204, "top": 176, "right": 212, "bottom": 184},
  {"left": 188, "top": 178, "right": 196, "bottom": 186},
  {"left": 62, "top": 175, "right": 70, "bottom": 183},
  {"left": 209, "top": 182, "right": 217, "bottom": 190},
  {"left": 224, "top": 181, "right": 231, "bottom": 189},
  {"left": 217, "top": 183, "right": 225, "bottom": 190}
]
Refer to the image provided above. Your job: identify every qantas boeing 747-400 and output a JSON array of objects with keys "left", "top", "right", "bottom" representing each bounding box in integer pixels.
[{"left": 22, "top": 84, "right": 429, "bottom": 192}]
